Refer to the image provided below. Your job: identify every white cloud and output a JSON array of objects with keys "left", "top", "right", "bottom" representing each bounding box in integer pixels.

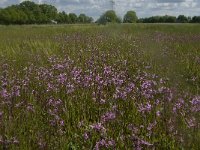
[{"left": 0, "top": 0, "right": 199, "bottom": 19}]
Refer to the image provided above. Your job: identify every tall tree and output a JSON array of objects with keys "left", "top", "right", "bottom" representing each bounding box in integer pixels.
[
  {"left": 56, "top": 11, "right": 69, "bottom": 24},
  {"left": 78, "top": 14, "right": 87, "bottom": 23},
  {"left": 0, "top": 1, "right": 95, "bottom": 25},
  {"left": 177, "top": 15, "right": 188, "bottom": 23},
  {"left": 87, "top": 17, "right": 93, "bottom": 23},
  {"left": 164, "top": 15, "right": 176, "bottom": 23},
  {"left": 19, "top": 1, "right": 38, "bottom": 23},
  {"left": 97, "top": 10, "right": 121, "bottom": 24},
  {"left": 18, "top": 1, "right": 58, "bottom": 24},
  {"left": 123, "top": 10, "right": 138, "bottom": 23},
  {"left": 69, "top": 13, "right": 78, "bottom": 24},
  {"left": 39, "top": 4, "right": 57, "bottom": 22},
  {"left": 191, "top": 16, "right": 200, "bottom": 23}
]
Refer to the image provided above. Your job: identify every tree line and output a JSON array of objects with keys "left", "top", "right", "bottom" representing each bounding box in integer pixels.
[
  {"left": 96, "top": 10, "right": 137, "bottom": 24},
  {"left": 97, "top": 11, "right": 200, "bottom": 24},
  {"left": 0, "top": 1, "right": 93, "bottom": 25},
  {"left": 138, "top": 15, "right": 200, "bottom": 23},
  {"left": 0, "top": 1, "right": 200, "bottom": 25}
]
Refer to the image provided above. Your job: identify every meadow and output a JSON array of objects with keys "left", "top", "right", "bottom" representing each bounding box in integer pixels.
[{"left": 0, "top": 24, "right": 199, "bottom": 149}]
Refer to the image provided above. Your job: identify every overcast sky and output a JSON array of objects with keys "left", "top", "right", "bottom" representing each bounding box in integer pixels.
[{"left": 0, "top": 0, "right": 199, "bottom": 19}]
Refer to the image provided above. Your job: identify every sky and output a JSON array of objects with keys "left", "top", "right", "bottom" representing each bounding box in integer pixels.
[{"left": 0, "top": 0, "right": 199, "bottom": 20}]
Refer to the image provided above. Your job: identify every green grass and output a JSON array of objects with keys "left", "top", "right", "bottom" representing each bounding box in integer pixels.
[{"left": 0, "top": 24, "right": 199, "bottom": 149}]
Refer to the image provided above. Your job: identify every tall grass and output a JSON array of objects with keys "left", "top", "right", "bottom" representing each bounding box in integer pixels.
[{"left": 0, "top": 24, "right": 199, "bottom": 149}]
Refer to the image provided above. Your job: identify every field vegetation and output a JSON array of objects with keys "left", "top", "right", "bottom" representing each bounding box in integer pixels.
[{"left": 0, "top": 24, "right": 199, "bottom": 149}]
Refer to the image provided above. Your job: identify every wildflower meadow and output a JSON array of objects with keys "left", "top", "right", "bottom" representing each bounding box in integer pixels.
[{"left": 0, "top": 24, "right": 199, "bottom": 149}]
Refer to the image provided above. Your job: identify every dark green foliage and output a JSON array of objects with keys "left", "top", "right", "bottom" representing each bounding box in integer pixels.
[
  {"left": 78, "top": 14, "right": 93, "bottom": 23},
  {"left": 69, "top": 13, "right": 78, "bottom": 24},
  {"left": 97, "top": 10, "right": 121, "bottom": 25},
  {"left": 191, "top": 16, "right": 200, "bottom": 23},
  {"left": 139, "top": 15, "right": 200, "bottom": 23},
  {"left": 140, "top": 15, "right": 177, "bottom": 23},
  {"left": 123, "top": 10, "right": 138, "bottom": 23},
  {"left": 0, "top": 5, "right": 28, "bottom": 24},
  {"left": 0, "top": 1, "right": 93, "bottom": 25},
  {"left": 56, "top": 11, "right": 69, "bottom": 24},
  {"left": 177, "top": 15, "right": 189, "bottom": 23},
  {"left": 0, "top": 1, "right": 57, "bottom": 24}
]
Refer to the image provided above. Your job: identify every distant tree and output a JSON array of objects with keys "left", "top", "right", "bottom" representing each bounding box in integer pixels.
[
  {"left": 19, "top": 1, "right": 58, "bottom": 24},
  {"left": 140, "top": 15, "right": 176, "bottom": 23},
  {"left": 39, "top": 4, "right": 57, "bottom": 22},
  {"left": 116, "top": 17, "right": 122, "bottom": 23},
  {"left": 19, "top": 1, "right": 39, "bottom": 23},
  {"left": 123, "top": 10, "right": 137, "bottom": 23},
  {"left": 78, "top": 14, "right": 94, "bottom": 23},
  {"left": 78, "top": 14, "right": 87, "bottom": 23},
  {"left": 87, "top": 17, "right": 93, "bottom": 23},
  {"left": 145, "top": 16, "right": 160, "bottom": 23},
  {"left": 19, "top": 1, "right": 57, "bottom": 24},
  {"left": 0, "top": 8, "right": 12, "bottom": 24},
  {"left": 191, "top": 16, "right": 200, "bottom": 23},
  {"left": 0, "top": 1, "right": 94, "bottom": 25},
  {"left": 96, "top": 15, "right": 107, "bottom": 25},
  {"left": 177, "top": 15, "right": 188, "bottom": 23},
  {"left": 12, "top": 7, "right": 28, "bottom": 24},
  {"left": 104, "top": 10, "right": 118, "bottom": 22},
  {"left": 56, "top": 11, "right": 69, "bottom": 24},
  {"left": 0, "top": 6, "right": 26, "bottom": 24},
  {"left": 97, "top": 10, "right": 121, "bottom": 24},
  {"left": 0, "top": 8, "right": 2, "bottom": 23},
  {"left": 164, "top": 15, "right": 176, "bottom": 23},
  {"left": 137, "top": 18, "right": 144, "bottom": 23},
  {"left": 69, "top": 13, "right": 78, "bottom": 23}
]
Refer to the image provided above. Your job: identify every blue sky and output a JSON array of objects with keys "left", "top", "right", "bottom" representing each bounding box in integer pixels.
[{"left": 0, "top": 0, "right": 199, "bottom": 19}]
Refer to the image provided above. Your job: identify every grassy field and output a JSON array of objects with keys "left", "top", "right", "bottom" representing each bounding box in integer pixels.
[{"left": 0, "top": 24, "right": 199, "bottom": 149}]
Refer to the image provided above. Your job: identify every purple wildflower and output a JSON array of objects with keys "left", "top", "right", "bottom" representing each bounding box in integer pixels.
[
  {"left": 90, "top": 123, "right": 106, "bottom": 133},
  {"left": 101, "top": 111, "right": 116, "bottom": 123}
]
